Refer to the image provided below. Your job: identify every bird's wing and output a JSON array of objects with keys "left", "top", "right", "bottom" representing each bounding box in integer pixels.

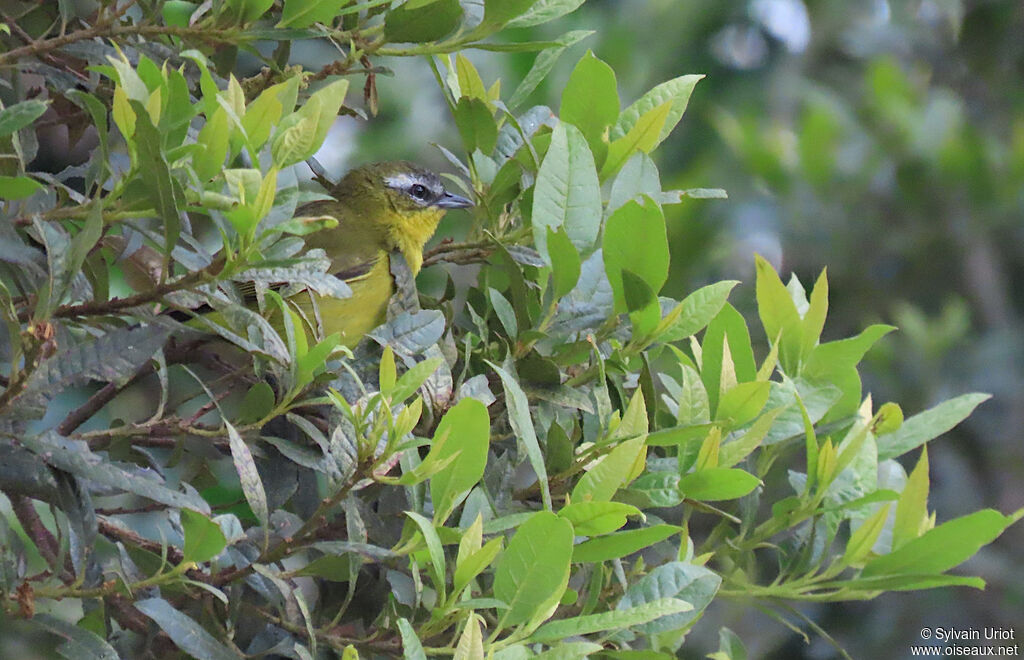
[{"left": 233, "top": 253, "right": 381, "bottom": 304}]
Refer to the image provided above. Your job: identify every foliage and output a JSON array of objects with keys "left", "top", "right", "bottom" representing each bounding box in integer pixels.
[{"left": 0, "top": 1, "right": 1019, "bottom": 659}]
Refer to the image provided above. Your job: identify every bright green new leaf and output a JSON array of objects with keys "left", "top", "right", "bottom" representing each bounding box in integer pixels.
[
  {"left": 546, "top": 226, "right": 581, "bottom": 299},
  {"left": 715, "top": 381, "right": 770, "bottom": 426},
  {"left": 718, "top": 406, "right": 785, "bottom": 468},
  {"left": 572, "top": 435, "right": 646, "bottom": 503},
  {"left": 398, "top": 618, "right": 427, "bottom": 660},
  {"left": 557, "top": 501, "right": 641, "bottom": 536},
  {"left": 405, "top": 511, "right": 447, "bottom": 600},
  {"left": 891, "top": 447, "right": 930, "bottom": 550},
  {"left": 454, "top": 96, "right": 498, "bottom": 154},
  {"left": 243, "top": 76, "right": 300, "bottom": 151},
  {"left": 194, "top": 108, "right": 230, "bottom": 181},
  {"left": 455, "top": 54, "right": 488, "bottom": 102},
  {"left": 181, "top": 509, "right": 228, "bottom": 563},
  {"left": 493, "top": 511, "right": 573, "bottom": 628},
  {"left": 611, "top": 74, "right": 704, "bottom": 146},
  {"left": 701, "top": 304, "right": 757, "bottom": 414},
  {"left": 841, "top": 503, "right": 891, "bottom": 567},
  {"left": 659, "top": 281, "right": 739, "bottom": 342},
  {"left": 601, "top": 101, "right": 672, "bottom": 180},
  {"left": 877, "top": 393, "right": 991, "bottom": 460},
  {"left": 532, "top": 122, "right": 602, "bottom": 262},
  {"left": 679, "top": 467, "right": 760, "bottom": 501},
  {"left": 430, "top": 398, "right": 490, "bottom": 523},
  {"left": 754, "top": 255, "right": 804, "bottom": 374},
  {"left": 112, "top": 86, "right": 136, "bottom": 138},
  {"left": 862, "top": 508, "right": 1021, "bottom": 578},
  {"left": 801, "top": 268, "right": 828, "bottom": 359},
  {"left": 560, "top": 51, "right": 619, "bottom": 161},
  {"left": 454, "top": 536, "right": 503, "bottom": 596},
  {"left": 453, "top": 613, "right": 484, "bottom": 660},
  {"left": 0, "top": 176, "right": 43, "bottom": 200},
  {"left": 571, "top": 524, "right": 682, "bottom": 563},
  {"left": 603, "top": 196, "right": 669, "bottom": 314}
]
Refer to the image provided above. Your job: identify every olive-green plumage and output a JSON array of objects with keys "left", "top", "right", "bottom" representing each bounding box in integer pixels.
[{"left": 282, "top": 161, "right": 472, "bottom": 346}]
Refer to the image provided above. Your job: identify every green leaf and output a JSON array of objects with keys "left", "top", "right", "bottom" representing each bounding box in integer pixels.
[
  {"left": 877, "top": 393, "right": 991, "bottom": 461},
  {"left": 405, "top": 511, "right": 447, "bottom": 600},
  {"left": 841, "top": 503, "right": 891, "bottom": 567},
  {"left": 508, "top": 31, "right": 593, "bottom": 110},
  {"left": 862, "top": 508, "right": 1021, "bottom": 578},
  {"left": 718, "top": 406, "right": 785, "bottom": 468},
  {"left": 482, "top": 0, "right": 540, "bottom": 28},
  {"left": 133, "top": 105, "right": 182, "bottom": 256},
  {"left": 601, "top": 101, "right": 672, "bottom": 180},
  {"left": 271, "top": 79, "right": 349, "bottom": 167},
  {"left": 715, "top": 381, "right": 770, "bottom": 426},
  {"left": 194, "top": 108, "right": 230, "bottom": 181},
  {"left": 603, "top": 196, "right": 669, "bottom": 314},
  {"left": 891, "top": 447, "right": 929, "bottom": 550},
  {"left": 530, "top": 598, "right": 692, "bottom": 643},
  {"left": 398, "top": 618, "right": 427, "bottom": 660},
  {"left": 429, "top": 398, "right": 490, "bottom": 523},
  {"left": 33, "top": 614, "right": 119, "bottom": 660},
  {"left": 243, "top": 76, "right": 300, "bottom": 151},
  {"left": 391, "top": 357, "right": 444, "bottom": 402},
  {"left": 801, "top": 268, "right": 828, "bottom": 359},
  {"left": 560, "top": 51, "right": 619, "bottom": 161},
  {"left": 384, "top": 0, "right": 462, "bottom": 42},
  {"left": 0, "top": 175, "right": 43, "bottom": 200},
  {"left": 507, "top": 0, "right": 587, "bottom": 28},
  {"left": 547, "top": 226, "right": 581, "bottom": 299},
  {"left": 278, "top": 0, "right": 348, "bottom": 28},
  {"left": 226, "top": 422, "right": 269, "bottom": 529},
  {"left": 489, "top": 361, "right": 552, "bottom": 510},
  {"left": 659, "top": 281, "right": 739, "bottom": 342},
  {"left": 755, "top": 255, "right": 804, "bottom": 374},
  {"left": 571, "top": 525, "right": 682, "bottom": 563},
  {"left": 22, "top": 432, "right": 209, "bottom": 513},
  {"left": 679, "top": 468, "right": 760, "bottom": 501},
  {"left": 611, "top": 74, "right": 703, "bottom": 145},
  {"left": 181, "top": 509, "right": 228, "bottom": 563},
  {"left": 708, "top": 627, "right": 748, "bottom": 660},
  {"left": 493, "top": 511, "right": 573, "bottom": 628},
  {"left": 0, "top": 99, "right": 48, "bottom": 137},
  {"left": 558, "top": 501, "right": 641, "bottom": 536},
  {"left": 453, "top": 613, "right": 484, "bottom": 660},
  {"left": 701, "top": 303, "right": 756, "bottom": 413},
  {"left": 621, "top": 471, "right": 682, "bottom": 508},
  {"left": 162, "top": 1, "right": 197, "bottom": 27},
  {"left": 532, "top": 122, "right": 602, "bottom": 262},
  {"left": 618, "top": 561, "right": 722, "bottom": 634},
  {"left": 454, "top": 97, "right": 498, "bottom": 154},
  {"left": 572, "top": 435, "right": 646, "bottom": 503},
  {"left": 135, "top": 598, "right": 241, "bottom": 660},
  {"left": 454, "top": 536, "right": 503, "bottom": 595}
]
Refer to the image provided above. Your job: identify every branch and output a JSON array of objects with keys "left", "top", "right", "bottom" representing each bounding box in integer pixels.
[
  {"left": 0, "top": 22, "right": 241, "bottom": 67},
  {"left": 19, "top": 258, "right": 224, "bottom": 322},
  {"left": 422, "top": 240, "right": 495, "bottom": 268}
]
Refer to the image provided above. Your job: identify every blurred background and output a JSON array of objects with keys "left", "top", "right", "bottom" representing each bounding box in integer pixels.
[{"left": 334, "top": 0, "right": 1024, "bottom": 657}]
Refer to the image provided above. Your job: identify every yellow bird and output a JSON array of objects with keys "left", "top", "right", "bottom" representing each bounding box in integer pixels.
[{"left": 280, "top": 160, "right": 473, "bottom": 347}]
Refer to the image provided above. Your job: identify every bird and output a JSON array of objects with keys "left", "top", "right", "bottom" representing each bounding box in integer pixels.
[{"left": 273, "top": 160, "right": 473, "bottom": 347}]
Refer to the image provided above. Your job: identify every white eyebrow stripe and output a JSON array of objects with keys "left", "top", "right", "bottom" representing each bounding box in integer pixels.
[{"left": 384, "top": 173, "right": 420, "bottom": 190}]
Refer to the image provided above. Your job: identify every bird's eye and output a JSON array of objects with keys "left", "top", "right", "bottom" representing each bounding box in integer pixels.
[{"left": 410, "top": 183, "right": 429, "bottom": 200}]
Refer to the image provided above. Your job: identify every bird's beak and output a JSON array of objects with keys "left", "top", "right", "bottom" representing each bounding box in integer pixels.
[{"left": 435, "top": 191, "right": 474, "bottom": 209}]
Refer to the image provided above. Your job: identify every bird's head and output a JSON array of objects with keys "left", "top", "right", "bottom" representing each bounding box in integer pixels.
[{"left": 334, "top": 161, "right": 473, "bottom": 272}]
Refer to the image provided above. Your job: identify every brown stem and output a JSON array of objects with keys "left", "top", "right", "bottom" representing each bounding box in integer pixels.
[
  {"left": 0, "top": 23, "right": 241, "bottom": 68},
  {"left": 9, "top": 495, "right": 71, "bottom": 579},
  {"left": 422, "top": 240, "right": 495, "bottom": 268},
  {"left": 98, "top": 517, "right": 184, "bottom": 565}
]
